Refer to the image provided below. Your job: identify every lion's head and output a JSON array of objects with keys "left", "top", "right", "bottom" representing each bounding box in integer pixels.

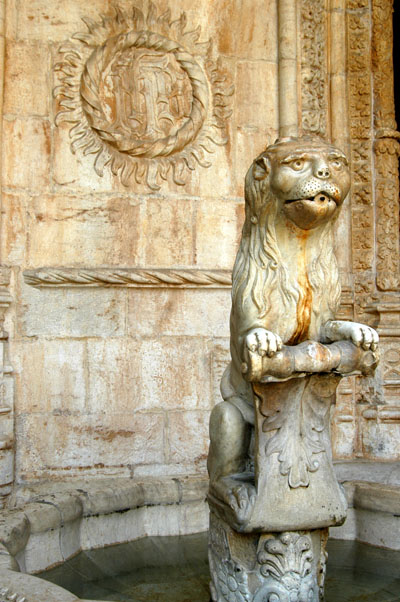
[
  {"left": 230, "top": 136, "right": 350, "bottom": 371},
  {"left": 249, "top": 136, "right": 350, "bottom": 230}
]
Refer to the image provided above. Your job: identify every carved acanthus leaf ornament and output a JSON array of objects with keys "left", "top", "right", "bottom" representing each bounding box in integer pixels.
[
  {"left": 260, "top": 374, "right": 340, "bottom": 488},
  {"left": 54, "top": 4, "right": 233, "bottom": 189},
  {"left": 254, "top": 532, "right": 319, "bottom": 602}
]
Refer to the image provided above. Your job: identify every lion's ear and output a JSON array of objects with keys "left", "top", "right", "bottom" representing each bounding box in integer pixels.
[{"left": 253, "top": 156, "right": 270, "bottom": 180}]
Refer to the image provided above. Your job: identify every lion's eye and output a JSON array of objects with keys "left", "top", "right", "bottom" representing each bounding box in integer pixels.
[
  {"left": 330, "top": 159, "right": 343, "bottom": 169},
  {"left": 290, "top": 159, "right": 304, "bottom": 171}
]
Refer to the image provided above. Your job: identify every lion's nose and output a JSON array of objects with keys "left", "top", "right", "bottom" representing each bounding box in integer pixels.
[{"left": 314, "top": 161, "right": 330, "bottom": 179}]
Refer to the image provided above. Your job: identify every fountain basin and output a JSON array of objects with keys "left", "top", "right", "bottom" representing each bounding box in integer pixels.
[
  {"left": 0, "top": 462, "right": 399, "bottom": 601},
  {"left": 36, "top": 533, "right": 400, "bottom": 602}
]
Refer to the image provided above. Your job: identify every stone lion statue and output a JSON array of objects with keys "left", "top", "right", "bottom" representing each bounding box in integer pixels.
[{"left": 208, "top": 135, "right": 378, "bottom": 517}]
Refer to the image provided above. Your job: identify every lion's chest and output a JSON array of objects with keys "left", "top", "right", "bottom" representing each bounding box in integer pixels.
[
  {"left": 287, "top": 272, "right": 312, "bottom": 345},
  {"left": 258, "top": 279, "right": 324, "bottom": 345}
]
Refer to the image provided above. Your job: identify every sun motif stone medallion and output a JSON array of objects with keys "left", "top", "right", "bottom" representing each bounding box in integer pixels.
[{"left": 54, "top": 3, "right": 233, "bottom": 189}]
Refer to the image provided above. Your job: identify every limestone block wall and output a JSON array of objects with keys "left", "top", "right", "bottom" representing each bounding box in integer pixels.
[
  {"left": 0, "top": 0, "right": 279, "bottom": 483},
  {"left": 0, "top": 0, "right": 398, "bottom": 497}
]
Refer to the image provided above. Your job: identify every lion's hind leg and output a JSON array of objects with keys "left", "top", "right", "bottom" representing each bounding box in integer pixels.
[{"left": 208, "top": 401, "right": 255, "bottom": 524}]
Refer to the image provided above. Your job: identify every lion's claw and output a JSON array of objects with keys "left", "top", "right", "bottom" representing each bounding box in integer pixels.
[
  {"left": 246, "top": 328, "right": 282, "bottom": 358},
  {"left": 324, "top": 320, "right": 378, "bottom": 352},
  {"left": 228, "top": 484, "right": 256, "bottom": 523}
]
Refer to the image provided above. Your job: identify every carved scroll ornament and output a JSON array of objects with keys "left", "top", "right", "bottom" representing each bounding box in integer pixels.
[{"left": 54, "top": 3, "right": 233, "bottom": 189}]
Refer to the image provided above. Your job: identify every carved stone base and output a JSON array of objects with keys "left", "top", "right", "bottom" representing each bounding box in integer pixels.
[{"left": 208, "top": 511, "right": 328, "bottom": 602}]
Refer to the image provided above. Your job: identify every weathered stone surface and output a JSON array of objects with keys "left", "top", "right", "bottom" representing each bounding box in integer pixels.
[
  {"left": 2, "top": 118, "right": 50, "bottom": 190},
  {"left": 209, "top": 339, "right": 230, "bottom": 407},
  {"left": 0, "top": 509, "right": 30, "bottom": 556},
  {"left": 0, "top": 569, "right": 80, "bottom": 601},
  {"left": 0, "top": 193, "right": 28, "bottom": 265},
  {"left": 13, "top": 339, "right": 86, "bottom": 415},
  {"left": 16, "top": 0, "right": 110, "bottom": 41},
  {"left": 86, "top": 338, "right": 143, "bottom": 414},
  {"left": 335, "top": 459, "right": 400, "bottom": 487},
  {"left": 16, "top": 412, "right": 165, "bottom": 479},
  {"left": 27, "top": 193, "right": 141, "bottom": 267},
  {"left": 18, "top": 285, "right": 126, "bottom": 337},
  {"left": 141, "top": 198, "right": 194, "bottom": 267},
  {"left": 140, "top": 338, "right": 212, "bottom": 410},
  {"left": 234, "top": 128, "right": 276, "bottom": 196},
  {"left": 361, "top": 420, "right": 400, "bottom": 459},
  {"left": 353, "top": 481, "right": 400, "bottom": 515},
  {"left": 30, "top": 492, "right": 83, "bottom": 524},
  {"left": 74, "top": 481, "right": 146, "bottom": 517},
  {"left": 235, "top": 61, "right": 279, "bottom": 132},
  {"left": 0, "top": 451, "right": 13, "bottom": 490},
  {"left": 0, "top": 543, "right": 19, "bottom": 571},
  {"left": 4, "top": 41, "right": 49, "bottom": 115},
  {"left": 23, "top": 502, "right": 61, "bottom": 533},
  {"left": 127, "top": 289, "right": 230, "bottom": 337},
  {"left": 168, "top": 410, "right": 209, "bottom": 466},
  {"left": 195, "top": 199, "right": 244, "bottom": 269},
  {"left": 209, "top": 0, "right": 278, "bottom": 61}
]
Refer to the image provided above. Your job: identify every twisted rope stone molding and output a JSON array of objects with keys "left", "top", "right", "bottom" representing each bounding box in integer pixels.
[{"left": 23, "top": 268, "right": 232, "bottom": 289}]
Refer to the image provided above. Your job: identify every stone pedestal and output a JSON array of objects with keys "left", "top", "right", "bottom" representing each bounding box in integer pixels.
[{"left": 209, "top": 512, "right": 328, "bottom": 602}]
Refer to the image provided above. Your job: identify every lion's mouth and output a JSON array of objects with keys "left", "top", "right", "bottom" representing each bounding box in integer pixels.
[
  {"left": 283, "top": 192, "right": 339, "bottom": 230},
  {"left": 285, "top": 193, "right": 336, "bottom": 205}
]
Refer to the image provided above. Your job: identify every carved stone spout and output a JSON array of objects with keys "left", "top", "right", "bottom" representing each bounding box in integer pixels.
[{"left": 207, "top": 136, "right": 379, "bottom": 601}]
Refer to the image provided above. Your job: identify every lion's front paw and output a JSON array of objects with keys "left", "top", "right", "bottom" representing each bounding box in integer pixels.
[
  {"left": 347, "top": 323, "right": 379, "bottom": 351},
  {"left": 245, "top": 328, "right": 283, "bottom": 358},
  {"left": 325, "top": 320, "right": 379, "bottom": 351}
]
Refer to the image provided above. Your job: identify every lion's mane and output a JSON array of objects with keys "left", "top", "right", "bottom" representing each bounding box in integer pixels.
[{"left": 231, "top": 157, "right": 341, "bottom": 343}]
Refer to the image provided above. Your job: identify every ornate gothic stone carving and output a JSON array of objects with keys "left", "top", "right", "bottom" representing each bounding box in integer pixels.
[
  {"left": 372, "top": 0, "right": 400, "bottom": 291},
  {"left": 346, "top": 0, "right": 400, "bottom": 447},
  {"left": 300, "top": 0, "right": 328, "bottom": 137},
  {"left": 255, "top": 532, "right": 321, "bottom": 601},
  {"left": 209, "top": 512, "right": 328, "bottom": 602},
  {"left": 347, "top": 8, "right": 374, "bottom": 273},
  {"left": 346, "top": 2, "right": 375, "bottom": 336},
  {"left": 54, "top": 4, "right": 233, "bottom": 189},
  {"left": 207, "top": 137, "right": 379, "bottom": 599},
  {"left": 23, "top": 268, "right": 232, "bottom": 288}
]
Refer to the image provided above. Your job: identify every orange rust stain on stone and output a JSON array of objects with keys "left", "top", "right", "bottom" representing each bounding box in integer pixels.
[
  {"left": 43, "top": 122, "right": 51, "bottom": 157},
  {"left": 287, "top": 273, "right": 312, "bottom": 345},
  {"left": 288, "top": 230, "right": 312, "bottom": 345},
  {"left": 78, "top": 426, "right": 134, "bottom": 442}
]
